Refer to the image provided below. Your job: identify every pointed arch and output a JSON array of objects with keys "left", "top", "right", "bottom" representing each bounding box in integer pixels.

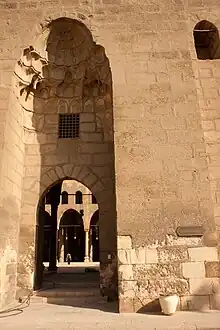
[
  {"left": 193, "top": 20, "right": 220, "bottom": 60},
  {"left": 75, "top": 190, "right": 83, "bottom": 204},
  {"left": 61, "top": 191, "right": 68, "bottom": 204}
]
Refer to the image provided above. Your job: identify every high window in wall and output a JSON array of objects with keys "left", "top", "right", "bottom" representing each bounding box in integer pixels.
[
  {"left": 194, "top": 20, "right": 220, "bottom": 60},
  {"left": 61, "top": 191, "right": 68, "bottom": 204},
  {"left": 75, "top": 191, "right": 83, "bottom": 204},
  {"left": 58, "top": 113, "right": 80, "bottom": 138}
]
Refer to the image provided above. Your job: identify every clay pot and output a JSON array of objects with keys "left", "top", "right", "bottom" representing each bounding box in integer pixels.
[{"left": 159, "top": 294, "right": 179, "bottom": 315}]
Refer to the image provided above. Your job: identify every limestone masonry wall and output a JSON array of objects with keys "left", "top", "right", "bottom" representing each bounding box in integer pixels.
[
  {"left": 118, "top": 235, "right": 220, "bottom": 312},
  {"left": 0, "top": 0, "right": 219, "bottom": 311}
]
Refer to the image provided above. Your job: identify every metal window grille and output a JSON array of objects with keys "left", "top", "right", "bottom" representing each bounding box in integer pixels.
[{"left": 58, "top": 114, "right": 80, "bottom": 139}]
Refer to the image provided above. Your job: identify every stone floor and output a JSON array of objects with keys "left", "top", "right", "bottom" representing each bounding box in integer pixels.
[{"left": 0, "top": 302, "right": 220, "bottom": 330}]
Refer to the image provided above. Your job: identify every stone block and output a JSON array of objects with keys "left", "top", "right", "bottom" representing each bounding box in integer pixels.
[
  {"left": 130, "top": 248, "right": 145, "bottom": 264},
  {"left": 145, "top": 248, "right": 158, "bottom": 264},
  {"left": 189, "top": 278, "right": 220, "bottom": 295},
  {"left": 147, "top": 278, "right": 189, "bottom": 296},
  {"left": 158, "top": 247, "right": 188, "bottom": 263},
  {"left": 182, "top": 262, "right": 206, "bottom": 278},
  {"left": 118, "top": 280, "right": 136, "bottom": 298},
  {"left": 81, "top": 132, "right": 102, "bottom": 142},
  {"left": 210, "top": 294, "right": 220, "bottom": 309},
  {"left": 47, "top": 169, "right": 59, "bottom": 182},
  {"left": 93, "top": 153, "right": 112, "bottom": 165},
  {"left": 55, "top": 166, "right": 65, "bottom": 179},
  {"left": 118, "top": 250, "right": 131, "bottom": 265},
  {"left": 202, "top": 231, "right": 219, "bottom": 247},
  {"left": 180, "top": 295, "right": 210, "bottom": 311},
  {"left": 80, "top": 113, "right": 95, "bottom": 122},
  {"left": 133, "top": 263, "right": 182, "bottom": 280},
  {"left": 205, "top": 262, "right": 220, "bottom": 278},
  {"left": 188, "top": 247, "right": 219, "bottom": 262},
  {"left": 117, "top": 236, "right": 132, "bottom": 250},
  {"left": 63, "top": 164, "right": 73, "bottom": 177},
  {"left": 71, "top": 166, "right": 82, "bottom": 178},
  {"left": 119, "top": 265, "right": 133, "bottom": 280},
  {"left": 83, "top": 172, "right": 97, "bottom": 187},
  {"left": 119, "top": 297, "right": 134, "bottom": 313},
  {"left": 6, "top": 263, "right": 17, "bottom": 275},
  {"left": 80, "top": 122, "right": 96, "bottom": 132}
]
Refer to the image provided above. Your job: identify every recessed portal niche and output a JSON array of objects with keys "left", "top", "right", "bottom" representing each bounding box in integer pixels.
[{"left": 42, "top": 179, "right": 99, "bottom": 265}]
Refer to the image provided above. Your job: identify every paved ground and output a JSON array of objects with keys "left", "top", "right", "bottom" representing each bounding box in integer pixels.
[{"left": 0, "top": 302, "right": 220, "bottom": 330}]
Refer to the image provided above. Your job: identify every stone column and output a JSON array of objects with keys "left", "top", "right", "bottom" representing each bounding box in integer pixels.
[
  {"left": 90, "top": 243, "right": 93, "bottom": 262},
  {"left": 84, "top": 230, "right": 89, "bottom": 262},
  {"left": 60, "top": 228, "right": 64, "bottom": 263}
]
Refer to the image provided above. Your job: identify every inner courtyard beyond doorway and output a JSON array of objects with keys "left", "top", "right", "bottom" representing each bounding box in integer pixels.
[{"left": 41, "top": 179, "right": 100, "bottom": 273}]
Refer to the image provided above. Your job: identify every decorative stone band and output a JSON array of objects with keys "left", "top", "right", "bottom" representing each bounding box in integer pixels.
[{"left": 117, "top": 235, "right": 220, "bottom": 313}]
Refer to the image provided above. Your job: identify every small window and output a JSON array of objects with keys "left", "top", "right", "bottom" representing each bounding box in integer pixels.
[
  {"left": 75, "top": 191, "right": 83, "bottom": 204},
  {"left": 92, "top": 194, "right": 97, "bottom": 204},
  {"left": 61, "top": 191, "right": 68, "bottom": 204},
  {"left": 194, "top": 20, "right": 220, "bottom": 60},
  {"left": 58, "top": 114, "right": 80, "bottom": 139}
]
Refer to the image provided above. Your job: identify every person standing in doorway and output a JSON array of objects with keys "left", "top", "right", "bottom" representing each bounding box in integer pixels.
[{"left": 66, "top": 253, "right": 72, "bottom": 265}]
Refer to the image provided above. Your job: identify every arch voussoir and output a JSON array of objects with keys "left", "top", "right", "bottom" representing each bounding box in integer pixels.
[{"left": 62, "top": 164, "right": 74, "bottom": 178}]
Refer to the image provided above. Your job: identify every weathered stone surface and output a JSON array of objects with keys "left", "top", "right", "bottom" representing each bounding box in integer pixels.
[
  {"left": 182, "top": 262, "right": 206, "bottom": 279},
  {"left": 118, "top": 297, "right": 134, "bottom": 313},
  {"left": 130, "top": 248, "right": 145, "bottom": 264},
  {"left": 188, "top": 247, "right": 219, "bottom": 262},
  {"left": 118, "top": 280, "right": 136, "bottom": 299},
  {"left": 133, "top": 263, "right": 182, "bottom": 280},
  {"left": 1, "top": 0, "right": 220, "bottom": 313},
  {"left": 210, "top": 294, "right": 220, "bottom": 310},
  {"left": 165, "top": 235, "right": 202, "bottom": 247},
  {"left": 146, "top": 279, "right": 189, "bottom": 297},
  {"left": 203, "top": 231, "right": 219, "bottom": 247},
  {"left": 118, "top": 265, "right": 133, "bottom": 281},
  {"left": 180, "top": 295, "right": 210, "bottom": 311},
  {"left": 118, "top": 250, "right": 131, "bottom": 265},
  {"left": 158, "top": 247, "right": 189, "bottom": 263},
  {"left": 6, "top": 263, "right": 17, "bottom": 275},
  {"left": 189, "top": 278, "right": 220, "bottom": 295},
  {"left": 205, "top": 262, "right": 220, "bottom": 278},
  {"left": 145, "top": 248, "right": 158, "bottom": 264},
  {"left": 117, "top": 236, "right": 132, "bottom": 250}
]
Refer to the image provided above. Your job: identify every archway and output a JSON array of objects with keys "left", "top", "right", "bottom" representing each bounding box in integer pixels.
[
  {"left": 90, "top": 210, "right": 99, "bottom": 262},
  {"left": 16, "top": 17, "right": 117, "bottom": 301},
  {"left": 59, "top": 209, "right": 84, "bottom": 262},
  {"left": 34, "top": 177, "right": 101, "bottom": 289}
]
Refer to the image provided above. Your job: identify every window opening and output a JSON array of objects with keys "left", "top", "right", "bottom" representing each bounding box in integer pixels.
[
  {"left": 58, "top": 114, "right": 80, "bottom": 138},
  {"left": 75, "top": 191, "right": 83, "bottom": 204},
  {"left": 61, "top": 191, "right": 68, "bottom": 204},
  {"left": 194, "top": 20, "right": 220, "bottom": 60}
]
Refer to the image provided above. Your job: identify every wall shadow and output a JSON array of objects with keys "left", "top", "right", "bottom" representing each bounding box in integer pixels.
[{"left": 16, "top": 17, "right": 118, "bottom": 305}]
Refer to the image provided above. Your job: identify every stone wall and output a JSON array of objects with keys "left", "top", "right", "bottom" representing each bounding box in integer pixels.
[
  {"left": 188, "top": 3, "right": 220, "bottom": 235},
  {"left": 118, "top": 235, "right": 220, "bottom": 312},
  {"left": 0, "top": 79, "right": 25, "bottom": 307},
  {"left": 0, "top": 0, "right": 219, "bottom": 310}
]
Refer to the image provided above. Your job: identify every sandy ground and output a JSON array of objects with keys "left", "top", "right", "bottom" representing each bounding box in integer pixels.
[{"left": 0, "top": 301, "right": 220, "bottom": 330}]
